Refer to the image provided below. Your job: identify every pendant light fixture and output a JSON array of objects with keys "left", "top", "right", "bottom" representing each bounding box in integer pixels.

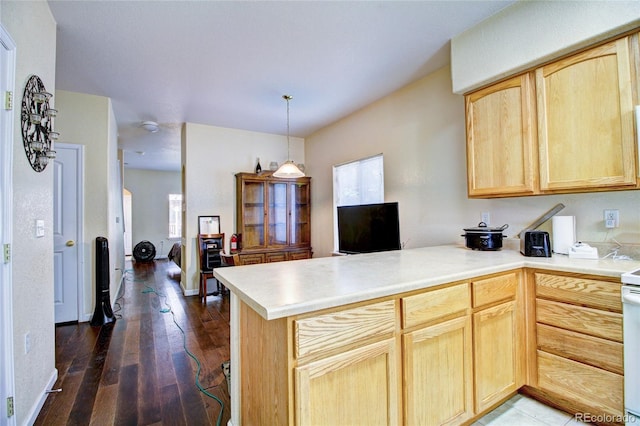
[{"left": 273, "top": 94, "right": 305, "bottom": 178}]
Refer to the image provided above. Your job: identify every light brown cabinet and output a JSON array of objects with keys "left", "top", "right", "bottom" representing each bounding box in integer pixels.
[
  {"left": 465, "top": 73, "right": 538, "bottom": 197},
  {"left": 471, "top": 272, "right": 525, "bottom": 413},
  {"left": 536, "top": 36, "right": 636, "bottom": 191},
  {"left": 402, "top": 283, "right": 474, "bottom": 425},
  {"left": 294, "top": 300, "right": 399, "bottom": 425},
  {"left": 465, "top": 32, "right": 638, "bottom": 198},
  {"left": 235, "top": 171, "right": 312, "bottom": 263},
  {"left": 236, "top": 267, "right": 628, "bottom": 425},
  {"left": 530, "top": 271, "right": 624, "bottom": 419}
]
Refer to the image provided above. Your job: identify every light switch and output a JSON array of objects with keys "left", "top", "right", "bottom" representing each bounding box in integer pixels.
[{"left": 36, "top": 220, "right": 45, "bottom": 237}]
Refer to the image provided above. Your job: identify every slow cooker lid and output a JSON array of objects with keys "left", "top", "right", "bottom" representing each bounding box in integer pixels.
[{"left": 463, "top": 222, "right": 509, "bottom": 233}]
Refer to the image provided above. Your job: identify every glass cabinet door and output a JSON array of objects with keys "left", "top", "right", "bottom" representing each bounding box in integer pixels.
[
  {"left": 290, "top": 181, "right": 310, "bottom": 246},
  {"left": 241, "top": 180, "right": 266, "bottom": 248},
  {"left": 268, "top": 181, "right": 288, "bottom": 246}
]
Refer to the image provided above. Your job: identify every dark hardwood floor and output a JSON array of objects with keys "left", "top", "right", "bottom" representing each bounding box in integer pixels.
[{"left": 35, "top": 259, "right": 231, "bottom": 426}]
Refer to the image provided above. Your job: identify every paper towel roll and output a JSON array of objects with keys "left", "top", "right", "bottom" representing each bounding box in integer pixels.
[{"left": 552, "top": 216, "right": 576, "bottom": 254}]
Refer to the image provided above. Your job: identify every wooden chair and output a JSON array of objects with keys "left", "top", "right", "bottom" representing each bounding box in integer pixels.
[
  {"left": 220, "top": 253, "right": 241, "bottom": 266},
  {"left": 216, "top": 254, "right": 242, "bottom": 295},
  {"left": 197, "top": 233, "right": 224, "bottom": 302}
]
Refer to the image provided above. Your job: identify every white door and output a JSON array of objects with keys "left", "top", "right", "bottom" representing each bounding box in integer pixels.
[
  {"left": 123, "top": 189, "right": 132, "bottom": 255},
  {"left": 0, "top": 23, "right": 16, "bottom": 425},
  {"left": 54, "top": 144, "right": 83, "bottom": 323}
]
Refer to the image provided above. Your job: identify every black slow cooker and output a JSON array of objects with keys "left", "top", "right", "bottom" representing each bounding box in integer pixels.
[{"left": 461, "top": 222, "right": 509, "bottom": 251}]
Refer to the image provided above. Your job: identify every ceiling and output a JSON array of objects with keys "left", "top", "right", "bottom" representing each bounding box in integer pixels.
[{"left": 48, "top": 0, "right": 517, "bottom": 171}]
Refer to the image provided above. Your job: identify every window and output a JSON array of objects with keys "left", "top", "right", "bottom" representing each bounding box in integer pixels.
[
  {"left": 334, "top": 154, "right": 384, "bottom": 207},
  {"left": 333, "top": 154, "right": 384, "bottom": 251},
  {"left": 169, "top": 194, "right": 182, "bottom": 239}
]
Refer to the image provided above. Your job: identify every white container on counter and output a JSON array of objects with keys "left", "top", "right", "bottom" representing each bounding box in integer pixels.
[{"left": 552, "top": 215, "right": 576, "bottom": 254}]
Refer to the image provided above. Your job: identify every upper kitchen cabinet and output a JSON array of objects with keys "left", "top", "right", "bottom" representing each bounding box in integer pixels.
[
  {"left": 537, "top": 36, "right": 636, "bottom": 192},
  {"left": 465, "top": 73, "right": 538, "bottom": 197},
  {"left": 465, "top": 32, "right": 639, "bottom": 198}
]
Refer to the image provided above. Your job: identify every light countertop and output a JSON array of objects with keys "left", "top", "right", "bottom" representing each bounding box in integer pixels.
[{"left": 214, "top": 244, "right": 640, "bottom": 320}]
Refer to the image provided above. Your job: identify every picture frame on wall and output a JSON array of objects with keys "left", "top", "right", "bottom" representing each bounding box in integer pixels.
[{"left": 198, "top": 215, "right": 220, "bottom": 234}]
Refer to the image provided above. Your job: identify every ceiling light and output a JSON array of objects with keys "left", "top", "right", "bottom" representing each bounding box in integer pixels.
[
  {"left": 273, "top": 95, "right": 305, "bottom": 178},
  {"left": 141, "top": 120, "right": 159, "bottom": 133}
]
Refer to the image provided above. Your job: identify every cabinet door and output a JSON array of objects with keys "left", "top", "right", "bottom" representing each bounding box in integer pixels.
[
  {"left": 473, "top": 300, "right": 520, "bottom": 412},
  {"left": 239, "top": 179, "right": 266, "bottom": 249},
  {"left": 536, "top": 37, "right": 636, "bottom": 191},
  {"left": 295, "top": 338, "right": 399, "bottom": 426},
  {"left": 465, "top": 73, "right": 537, "bottom": 197},
  {"left": 268, "top": 181, "right": 288, "bottom": 246},
  {"left": 289, "top": 181, "right": 311, "bottom": 246},
  {"left": 403, "top": 316, "right": 473, "bottom": 425}
]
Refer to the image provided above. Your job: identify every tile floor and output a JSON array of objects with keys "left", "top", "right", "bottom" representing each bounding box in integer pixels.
[{"left": 474, "top": 394, "right": 590, "bottom": 426}]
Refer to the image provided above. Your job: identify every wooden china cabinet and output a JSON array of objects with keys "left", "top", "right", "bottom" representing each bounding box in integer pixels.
[{"left": 235, "top": 171, "right": 312, "bottom": 264}]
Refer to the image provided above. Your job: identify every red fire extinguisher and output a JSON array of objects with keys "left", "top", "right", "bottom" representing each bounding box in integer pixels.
[{"left": 230, "top": 234, "right": 238, "bottom": 253}]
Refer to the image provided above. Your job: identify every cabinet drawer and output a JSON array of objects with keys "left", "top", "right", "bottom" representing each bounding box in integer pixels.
[
  {"left": 295, "top": 300, "right": 396, "bottom": 358},
  {"left": 288, "top": 250, "right": 311, "bottom": 261},
  {"left": 265, "top": 252, "right": 288, "bottom": 263},
  {"left": 402, "top": 283, "right": 469, "bottom": 328},
  {"left": 239, "top": 253, "right": 265, "bottom": 264},
  {"left": 536, "top": 298, "right": 622, "bottom": 342},
  {"left": 472, "top": 272, "right": 517, "bottom": 308},
  {"left": 537, "top": 350, "right": 623, "bottom": 418},
  {"left": 537, "top": 323, "right": 623, "bottom": 374},
  {"left": 535, "top": 273, "right": 621, "bottom": 312}
]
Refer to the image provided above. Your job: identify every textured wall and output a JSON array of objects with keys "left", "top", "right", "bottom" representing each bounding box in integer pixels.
[
  {"left": 1, "top": 1, "right": 57, "bottom": 423},
  {"left": 54, "top": 90, "right": 124, "bottom": 321},
  {"left": 305, "top": 65, "right": 640, "bottom": 258},
  {"left": 181, "top": 123, "right": 304, "bottom": 294},
  {"left": 123, "top": 168, "right": 181, "bottom": 258},
  {"left": 451, "top": 1, "right": 640, "bottom": 94}
]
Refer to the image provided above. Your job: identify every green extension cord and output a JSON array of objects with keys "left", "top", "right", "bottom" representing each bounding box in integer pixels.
[{"left": 141, "top": 284, "right": 225, "bottom": 426}]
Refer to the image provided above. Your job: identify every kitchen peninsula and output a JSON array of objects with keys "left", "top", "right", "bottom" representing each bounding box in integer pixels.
[{"left": 214, "top": 244, "right": 640, "bottom": 425}]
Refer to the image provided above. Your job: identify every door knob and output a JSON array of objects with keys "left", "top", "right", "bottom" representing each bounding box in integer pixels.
[{"left": 66, "top": 240, "right": 75, "bottom": 247}]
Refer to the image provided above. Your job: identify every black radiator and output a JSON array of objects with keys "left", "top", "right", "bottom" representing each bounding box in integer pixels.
[{"left": 90, "top": 236, "right": 116, "bottom": 326}]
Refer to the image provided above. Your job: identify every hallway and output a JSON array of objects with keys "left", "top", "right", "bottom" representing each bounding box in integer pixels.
[{"left": 35, "top": 259, "right": 231, "bottom": 425}]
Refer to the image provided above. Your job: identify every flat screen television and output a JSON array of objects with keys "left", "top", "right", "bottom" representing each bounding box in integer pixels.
[{"left": 337, "top": 202, "right": 401, "bottom": 254}]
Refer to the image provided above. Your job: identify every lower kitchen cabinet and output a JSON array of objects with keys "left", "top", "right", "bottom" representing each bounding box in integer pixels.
[
  {"left": 236, "top": 268, "right": 629, "bottom": 425},
  {"left": 401, "top": 282, "right": 473, "bottom": 425},
  {"left": 403, "top": 315, "right": 473, "bottom": 425},
  {"left": 293, "top": 299, "right": 399, "bottom": 425},
  {"left": 295, "top": 338, "right": 399, "bottom": 426},
  {"left": 531, "top": 271, "right": 624, "bottom": 420},
  {"left": 471, "top": 272, "right": 524, "bottom": 413},
  {"left": 473, "top": 300, "right": 520, "bottom": 412}
]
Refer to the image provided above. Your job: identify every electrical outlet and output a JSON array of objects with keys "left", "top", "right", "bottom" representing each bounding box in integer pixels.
[
  {"left": 604, "top": 209, "right": 619, "bottom": 228},
  {"left": 481, "top": 212, "right": 490, "bottom": 225},
  {"left": 25, "top": 333, "right": 31, "bottom": 354}
]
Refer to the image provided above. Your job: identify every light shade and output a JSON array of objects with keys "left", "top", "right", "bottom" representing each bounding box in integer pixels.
[
  {"left": 141, "top": 121, "right": 159, "bottom": 133},
  {"left": 273, "top": 160, "right": 305, "bottom": 178}
]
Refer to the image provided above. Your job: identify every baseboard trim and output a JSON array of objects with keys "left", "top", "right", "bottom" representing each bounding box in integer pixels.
[{"left": 25, "top": 368, "right": 58, "bottom": 425}]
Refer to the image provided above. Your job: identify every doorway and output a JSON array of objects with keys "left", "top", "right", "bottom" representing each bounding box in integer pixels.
[
  {"left": 53, "top": 143, "right": 84, "bottom": 323},
  {"left": 0, "top": 23, "right": 16, "bottom": 424}
]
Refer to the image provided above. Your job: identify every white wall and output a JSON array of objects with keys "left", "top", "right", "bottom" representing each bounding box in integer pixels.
[
  {"left": 1, "top": 1, "right": 57, "bottom": 423},
  {"left": 54, "top": 90, "right": 124, "bottom": 321},
  {"left": 306, "top": 65, "right": 640, "bottom": 259},
  {"left": 451, "top": 1, "right": 640, "bottom": 93},
  {"left": 181, "top": 122, "right": 303, "bottom": 294},
  {"left": 124, "top": 168, "right": 181, "bottom": 258}
]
